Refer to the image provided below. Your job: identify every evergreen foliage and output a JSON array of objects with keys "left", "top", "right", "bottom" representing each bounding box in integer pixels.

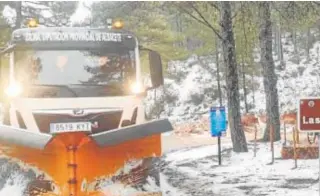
[
  {"left": 91, "top": 1, "right": 189, "bottom": 73},
  {"left": 2, "top": 1, "right": 77, "bottom": 27}
]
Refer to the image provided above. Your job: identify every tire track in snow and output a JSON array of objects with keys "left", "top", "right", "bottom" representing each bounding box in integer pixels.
[{"left": 160, "top": 148, "right": 234, "bottom": 196}]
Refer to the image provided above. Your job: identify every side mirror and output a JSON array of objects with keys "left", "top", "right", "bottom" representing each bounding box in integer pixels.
[{"left": 148, "top": 50, "right": 164, "bottom": 88}]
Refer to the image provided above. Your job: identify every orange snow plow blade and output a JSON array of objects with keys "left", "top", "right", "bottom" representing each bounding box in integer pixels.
[{"left": 0, "top": 119, "right": 172, "bottom": 196}]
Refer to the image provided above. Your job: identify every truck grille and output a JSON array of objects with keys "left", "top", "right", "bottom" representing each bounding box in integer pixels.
[{"left": 33, "top": 111, "right": 123, "bottom": 134}]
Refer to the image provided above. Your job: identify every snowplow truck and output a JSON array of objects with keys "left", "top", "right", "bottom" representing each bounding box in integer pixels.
[{"left": 0, "top": 19, "right": 173, "bottom": 196}]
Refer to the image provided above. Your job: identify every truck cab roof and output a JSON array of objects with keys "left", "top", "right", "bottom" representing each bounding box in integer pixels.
[
  {"left": 11, "top": 27, "right": 137, "bottom": 50},
  {"left": 12, "top": 27, "right": 137, "bottom": 37}
]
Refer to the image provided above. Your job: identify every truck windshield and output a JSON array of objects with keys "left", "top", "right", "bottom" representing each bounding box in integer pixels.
[{"left": 14, "top": 49, "right": 136, "bottom": 86}]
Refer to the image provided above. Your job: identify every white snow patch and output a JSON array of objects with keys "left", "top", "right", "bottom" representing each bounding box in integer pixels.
[
  {"left": 101, "top": 182, "right": 141, "bottom": 196},
  {"left": 145, "top": 35, "right": 320, "bottom": 125},
  {"left": 165, "top": 143, "right": 232, "bottom": 164},
  {"left": 162, "top": 141, "right": 320, "bottom": 195},
  {"left": 0, "top": 184, "right": 25, "bottom": 196}
]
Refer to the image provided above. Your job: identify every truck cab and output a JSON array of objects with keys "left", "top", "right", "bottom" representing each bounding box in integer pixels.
[
  {"left": 1, "top": 19, "right": 163, "bottom": 133},
  {"left": 0, "top": 19, "right": 171, "bottom": 196}
]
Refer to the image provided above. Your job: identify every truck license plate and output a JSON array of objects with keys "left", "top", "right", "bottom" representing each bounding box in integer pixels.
[{"left": 50, "top": 122, "right": 92, "bottom": 133}]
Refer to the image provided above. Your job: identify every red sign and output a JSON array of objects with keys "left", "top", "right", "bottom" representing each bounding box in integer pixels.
[{"left": 298, "top": 98, "right": 320, "bottom": 132}]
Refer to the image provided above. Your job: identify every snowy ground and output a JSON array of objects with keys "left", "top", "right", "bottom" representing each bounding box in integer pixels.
[{"left": 160, "top": 141, "right": 319, "bottom": 196}]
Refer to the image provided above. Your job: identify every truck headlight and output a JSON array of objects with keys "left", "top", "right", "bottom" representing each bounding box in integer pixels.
[
  {"left": 5, "top": 82, "right": 22, "bottom": 97},
  {"left": 130, "top": 82, "right": 144, "bottom": 94}
]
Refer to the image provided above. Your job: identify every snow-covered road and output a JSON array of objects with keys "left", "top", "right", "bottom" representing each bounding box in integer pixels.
[
  {"left": 160, "top": 140, "right": 320, "bottom": 196},
  {"left": 161, "top": 132, "right": 225, "bottom": 153}
]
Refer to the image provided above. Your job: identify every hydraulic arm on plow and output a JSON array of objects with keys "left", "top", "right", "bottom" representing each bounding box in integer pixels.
[{"left": 0, "top": 19, "right": 173, "bottom": 196}]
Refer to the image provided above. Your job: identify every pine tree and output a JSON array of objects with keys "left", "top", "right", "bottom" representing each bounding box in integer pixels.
[
  {"left": 259, "top": 1, "right": 281, "bottom": 141},
  {"left": 220, "top": 1, "right": 248, "bottom": 152},
  {"left": 2, "top": 1, "right": 77, "bottom": 28},
  {"left": 91, "top": 1, "right": 189, "bottom": 74}
]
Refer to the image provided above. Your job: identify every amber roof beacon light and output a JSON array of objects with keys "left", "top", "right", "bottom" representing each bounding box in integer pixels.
[
  {"left": 112, "top": 20, "right": 124, "bottom": 29},
  {"left": 28, "top": 18, "right": 38, "bottom": 28}
]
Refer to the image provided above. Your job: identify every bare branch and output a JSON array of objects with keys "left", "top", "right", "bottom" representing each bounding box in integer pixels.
[
  {"left": 187, "top": 2, "right": 223, "bottom": 40},
  {"left": 231, "top": 10, "right": 238, "bottom": 20},
  {"left": 313, "top": 1, "right": 320, "bottom": 6},
  {"left": 270, "top": 2, "right": 290, "bottom": 24},
  {"left": 240, "top": 2, "right": 248, "bottom": 60},
  {"left": 174, "top": 4, "right": 209, "bottom": 27},
  {"left": 230, "top": 2, "right": 239, "bottom": 20},
  {"left": 208, "top": 1, "right": 220, "bottom": 12}
]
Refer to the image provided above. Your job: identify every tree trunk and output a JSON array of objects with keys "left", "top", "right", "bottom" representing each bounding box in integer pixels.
[
  {"left": 14, "top": 1, "right": 22, "bottom": 30},
  {"left": 251, "top": 70, "right": 255, "bottom": 108},
  {"left": 278, "top": 24, "right": 285, "bottom": 69},
  {"left": 258, "top": 2, "right": 281, "bottom": 142},
  {"left": 241, "top": 61, "right": 249, "bottom": 113},
  {"left": 216, "top": 36, "right": 222, "bottom": 107},
  {"left": 317, "top": 46, "right": 320, "bottom": 64},
  {"left": 306, "top": 27, "right": 310, "bottom": 62},
  {"left": 273, "top": 24, "right": 278, "bottom": 55},
  {"left": 276, "top": 24, "right": 280, "bottom": 60},
  {"left": 293, "top": 29, "right": 300, "bottom": 64},
  {"left": 292, "top": 4, "right": 299, "bottom": 64},
  {"left": 220, "top": 1, "right": 248, "bottom": 152},
  {"left": 176, "top": 13, "right": 183, "bottom": 48}
]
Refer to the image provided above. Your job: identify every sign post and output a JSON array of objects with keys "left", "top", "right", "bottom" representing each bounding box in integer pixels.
[
  {"left": 210, "top": 106, "right": 227, "bottom": 165},
  {"left": 298, "top": 98, "right": 320, "bottom": 195},
  {"left": 318, "top": 133, "right": 320, "bottom": 196}
]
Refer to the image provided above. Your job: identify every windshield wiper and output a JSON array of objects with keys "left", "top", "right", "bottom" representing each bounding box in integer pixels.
[
  {"left": 70, "top": 83, "right": 123, "bottom": 91},
  {"left": 70, "top": 83, "right": 106, "bottom": 86},
  {"left": 31, "top": 84, "right": 79, "bottom": 97}
]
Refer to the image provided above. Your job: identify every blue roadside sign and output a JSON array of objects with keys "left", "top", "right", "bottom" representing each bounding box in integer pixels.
[{"left": 210, "top": 106, "right": 227, "bottom": 137}]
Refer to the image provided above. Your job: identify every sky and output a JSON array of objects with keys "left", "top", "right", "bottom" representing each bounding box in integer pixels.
[
  {"left": 70, "top": 0, "right": 93, "bottom": 24},
  {"left": 2, "top": 1, "right": 93, "bottom": 25}
]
